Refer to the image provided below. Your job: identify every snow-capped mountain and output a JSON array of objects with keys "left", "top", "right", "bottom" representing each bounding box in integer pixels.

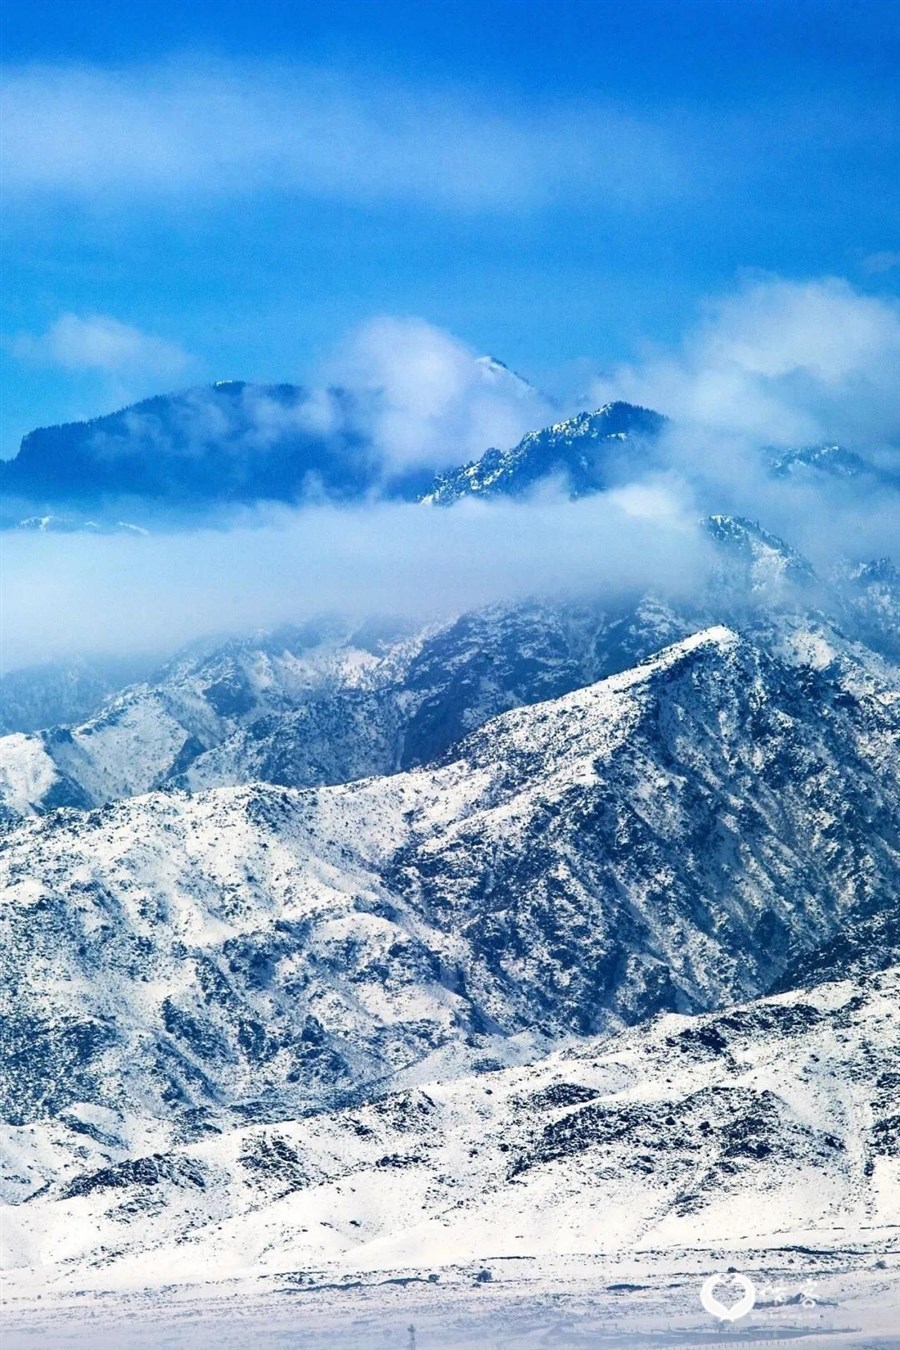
[
  {"left": 835, "top": 557, "right": 900, "bottom": 664},
  {"left": 3, "top": 627, "right": 898, "bottom": 1162},
  {"left": 11, "top": 514, "right": 151, "bottom": 536},
  {"left": 474, "top": 353, "right": 548, "bottom": 403},
  {"left": 0, "top": 618, "right": 414, "bottom": 816},
  {"left": 419, "top": 400, "right": 895, "bottom": 508},
  {"left": 770, "top": 441, "right": 900, "bottom": 487},
  {"left": 0, "top": 597, "right": 685, "bottom": 818},
  {"left": 2, "top": 381, "right": 898, "bottom": 1322},
  {"left": 704, "top": 514, "right": 817, "bottom": 590},
  {"left": 422, "top": 402, "right": 667, "bottom": 503}
]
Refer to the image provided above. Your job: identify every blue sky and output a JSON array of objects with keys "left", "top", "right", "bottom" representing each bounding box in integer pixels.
[{"left": 2, "top": 0, "right": 899, "bottom": 457}]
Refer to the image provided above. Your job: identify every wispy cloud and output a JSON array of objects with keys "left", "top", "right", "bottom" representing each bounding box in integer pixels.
[
  {"left": 11, "top": 313, "right": 192, "bottom": 379},
  {"left": 861, "top": 250, "right": 900, "bottom": 276},
  {"left": 7, "top": 313, "right": 197, "bottom": 422},
  {"left": 0, "top": 58, "right": 690, "bottom": 213},
  {"left": 583, "top": 274, "right": 900, "bottom": 575}
]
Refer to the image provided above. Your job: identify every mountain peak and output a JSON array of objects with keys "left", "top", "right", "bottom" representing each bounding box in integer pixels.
[
  {"left": 422, "top": 400, "right": 667, "bottom": 505},
  {"left": 452, "top": 624, "right": 743, "bottom": 782},
  {"left": 705, "top": 514, "right": 817, "bottom": 589}
]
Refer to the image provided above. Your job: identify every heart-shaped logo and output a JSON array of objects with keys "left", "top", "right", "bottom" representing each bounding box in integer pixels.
[{"left": 700, "top": 1272, "right": 757, "bottom": 1321}]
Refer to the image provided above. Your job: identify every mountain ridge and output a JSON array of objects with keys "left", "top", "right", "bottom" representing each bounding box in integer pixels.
[
  {"left": 2, "top": 371, "right": 899, "bottom": 1318},
  {"left": 2, "top": 510, "right": 897, "bottom": 820},
  {"left": 4, "top": 375, "right": 895, "bottom": 530},
  {"left": 3, "top": 624, "right": 898, "bottom": 1158},
  {"left": 0, "top": 359, "right": 555, "bottom": 520},
  {"left": 422, "top": 401, "right": 667, "bottom": 504}
]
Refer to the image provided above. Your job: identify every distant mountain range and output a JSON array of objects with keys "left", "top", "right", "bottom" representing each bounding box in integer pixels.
[
  {"left": 4, "top": 366, "right": 896, "bottom": 531},
  {"left": 0, "top": 358, "right": 551, "bottom": 522},
  {"left": 0, "top": 381, "right": 406, "bottom": 519}
]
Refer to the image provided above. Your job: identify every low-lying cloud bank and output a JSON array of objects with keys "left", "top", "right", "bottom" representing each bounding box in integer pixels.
[{"left": 0, "top": 488, "right": 710, "bottom": 671}]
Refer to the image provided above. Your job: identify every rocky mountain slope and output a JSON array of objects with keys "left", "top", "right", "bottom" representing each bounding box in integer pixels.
[
  {"left": 3, "top": 965, "right": 897, "bottom": 1299},
  {"left": 422, "top": 401, "right": 666, "bottom": 504},
  {"left": 0, "top": 587, "right": 699, "bottom": 819},
  {"left": 0, "top": 618, "right": 416, "bottom": 816},
  {"left": 2, "top": 627, "right": 898, "bottom": 1162},
  {"left": 2, "top": 385, "right": 898, "bottom": 1315}
]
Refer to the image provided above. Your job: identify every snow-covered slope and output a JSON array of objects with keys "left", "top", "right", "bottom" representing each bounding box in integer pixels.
[
  {"left": 705, "top": 514, "right": 817, "bottom": 591},
  {"left": 2, "top": 627, "right": 898, "bottom": 1154},
  {"left": 422, "top": 401, "right": 666, "bottom": 504},
  {"left": 0, "top": 620, "right": 418, "bottom": 817},
  {"left": 836, "top": 557, "right": 900, "bottom": 664},
  {"left": 3, "top": 967, "right": 897, "bottom": 1299},
  {"left": 3, "top": 372, "right": 899, "bottom": 1332},
  {"left": 0, "top": 598, "right": 695, "bottom": 818}
]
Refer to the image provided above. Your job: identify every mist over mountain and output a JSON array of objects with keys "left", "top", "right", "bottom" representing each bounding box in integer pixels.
[
  {"left": 5, "top": 0, "right": 900, "bottom": 1333},
  {"left": 0, "top": 339, "right": 555, "bottom": 524},
  {"left": 6, "top": 379, "right": 895, "bottom": 529},
  {"left": 2, "top": 508, "right": 898, "bottom": 817}
]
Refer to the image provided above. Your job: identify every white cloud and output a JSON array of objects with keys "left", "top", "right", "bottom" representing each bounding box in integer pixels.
[
  {"left": 0, "top": 59, "right": 686, "bottom": 212},
  {"left": 12, "top": 313, "right": 192, "bottom": 379},
  {"left": 0, "top": 491, "right": 714, "bottom": 671},
  {"left": 323, "top": 317, "right": 556, "bottom": 468},
  {"left": 590, "top": 276, "right": 900, "bottom": 447}
]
